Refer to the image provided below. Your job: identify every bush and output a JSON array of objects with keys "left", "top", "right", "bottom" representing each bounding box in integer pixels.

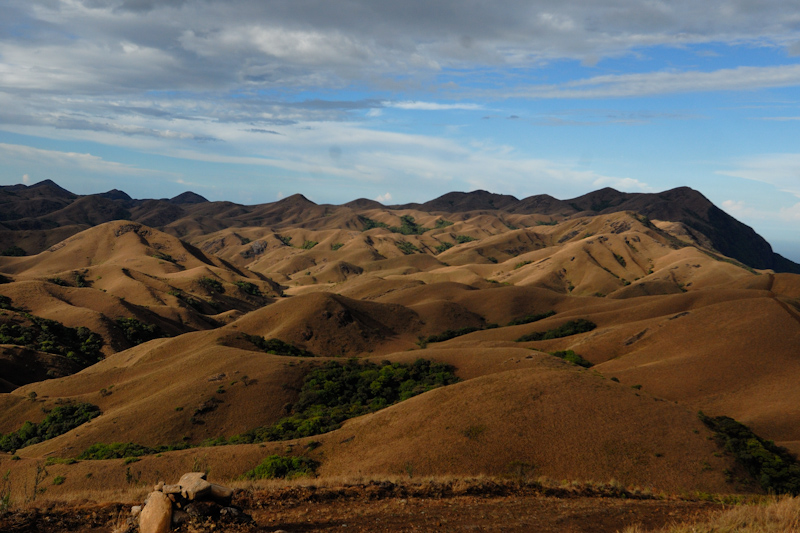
[
  {"left": 699, "top": 413, "right": 800, "bottom": 495},
  {"left": 330, "top": 243, "right": 344, "bottom": 251},
  {"left": 516, "top": 319, "right": 596, "bottom": 342},
  {"left": 549, "top": 350, "right": 593, "bottom": 368},
  {"left": 418, "top": 324, "right": 499, "bottom": 346},
  {"left": 455, "top": 235, "right": 476, "bottom": 244},
  {"left": 396, "top": 241, "right": 420, "bottom": 255},
  {"left": 0, "top": 313, "right": 104, "bottom": 367},
  {"left": 434, "top": 242, "right": 454, "bottom": 254},
  {"left": 358, "top": 216, "right": 389, "bottom": 231},
  {"left": 198, "top": 276, "right": 225, "bottom": 293},
  {"left": 215, "top": 359, "right": 459, "bottom": 444},
  {"left": 1, "top": 246, "right": 25, "bottom": 257},
  {"left": 116, "top": 317, "right": 163, "bottom": 346},
  {"left": 151, "top": 251, "right": 174, "bottom": 263},
  {"left": 241, "top": 455, "right": 319, "bottom": 480},
  {"left": 507, "top": 310, "right": 556, "bottom": 326},
  {"left": 243, "top": 335, "right": 316, "bottom": 357},
  {"left": 301, "top": 240, "right": 318, "bottom": 250},
  {"left": 0, "top": 403, "right": 101, "bottom": 453},
  {"left": 276, "top": 234, "right": 292, "bottom": 246},
  {"left": 389, "top": 215, "right": 428, "bottom": 235},
  {"left": 235, "top": 281, "right": 262, "bottom": 297},
  {"left": 434, "top": 219, "right": 454, "bottom": 229}
]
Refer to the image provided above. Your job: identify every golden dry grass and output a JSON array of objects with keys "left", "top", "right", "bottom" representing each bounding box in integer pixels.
[{"left": 622, "top": 496, "right": 800, "bottom": 533}]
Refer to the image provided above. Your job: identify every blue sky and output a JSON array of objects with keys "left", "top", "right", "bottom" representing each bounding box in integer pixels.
[{"left": 1, "top": 1, "right": 800, "bottom": 261}]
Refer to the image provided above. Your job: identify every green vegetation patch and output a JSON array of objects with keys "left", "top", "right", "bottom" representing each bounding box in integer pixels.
[
  {"left": 455, "top": 235, "right": 476, "bottom": 244},
  {"left": 198, "top": 276, "right": 225, "bottom": 293},
  {"left": 434, "top": 242, "right": 454, "bottom": 254},
  {"left": 0, "top": 306, "right": 104, "bottom": 367},
  {"left": 699, "top": 413, "right": 800, "bottom": 495},
  {"left": 301, "top": 240, "right": 318, "bottom": 250},
  {"left": 235, "top": 281, "right": 262, "bottom": 297},
  {"left": 242, "top": 334, "right": 316, "bottom": 357},
  {"left": 549, "top": 350, "right": 593, "bottom": 368},
  {"left": 330, "top": 242, "right": 344, "bottom": 251},
  {"left": 1, "top": 245, "right": 26, "bottom": 257},
  {"left": 210, "top": 359, "right": 459, "bottom": 444},
  {"left": 116, "top": 317, "right": 163, "bottom": 346},
  {"left": 0, "top": 403, "right": 101, "bottom": 453},
  {"left": 396, "top": 241, "right": 420, "bottom": 255},
  {"left": 516, "top": 319, "right": 596, "bottom": 342},
  {"left": 418, "top": 324, "right": 499, "bottom": 347},
  {"left": 507, "top": 310, "right": 556, "bottom": 327},
  {"left": 276, "top": 234, "right": 292, "bottom": 246},
  {"left": 389, "top": 215, "right": 429, "bottom": 235},
  {"left": 241, "top": 455, "right": 319, "bottom": 480},
  {"left": 358, "top": 216, "right": 389, "bottom": 231},
  {"left": 434, "top": 219, "right": 454, "bottom": 229},
  {"left": 77, "top": 441, "right": 190, "bottom": 460}
]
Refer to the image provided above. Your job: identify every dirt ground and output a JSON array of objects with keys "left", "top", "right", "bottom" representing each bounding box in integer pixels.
[{"left": 0, "top": 491, "right": 722, "bottom": 533}]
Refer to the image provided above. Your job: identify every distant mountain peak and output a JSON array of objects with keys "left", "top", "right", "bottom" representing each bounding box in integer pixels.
[{"left": 169, "top": 191, "right": 209, "bottom": 204}]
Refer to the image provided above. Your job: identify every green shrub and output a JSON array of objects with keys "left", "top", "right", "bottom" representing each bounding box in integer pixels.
[
  {"left": 516, "top": 319, "right": 596, "bottom": 342},
  {"left": 434, "top": 242, "right": 454, "bottom": 254},
  {"left": 330, "top": 242, "right": 344, "bottom": 251},
  {"left": 47, "top": 277, "right": 69, "bottom": 287},
  {"left": 116, "top": 317, "right": 163, "bottom": 346},
  {"left": 0, "top": 403, "right": 101, "bottom": 453},
  {"left": 418, "top": 324, "right": 499, "bottom": 346},
  {"left": 513, "top": 261, "right": 532, "bottom": 269},
  {"left": 276, "top": 234, "right": 292, "bottom": 246},
  {"left": 151, "top": 252, "right": 174, "bottom": 263},
  {"left": 389, "top": 215, "right": 429, "bottom": 235},
  {"left": 235, "top": 281, "right": 262, "bottom": 297},
  {"left": 1, "top": 245, "right": 25, "bottom": 256},
  {"left": 243, "top": 335, "right": 316, "bottom": 357},
  {"left": 455, "top": 235, "right": 475, "bottom": 244},
  {"left": 301, "top": 240, "right": 318, "bottom": 250},
  {"left": 198, "top": 276, "right": 225, "bottom": 293},
  {"left": 507, "top": 310, "right": 556, "bottom": 326},
  {"left": 213, "top": 359, "right": 459, "bottom": 444},
  {"left": 0, "top": 295, "right": 16, "bottom": 310},
  {"left": 613, "top": 253, "right": 627, "bottom": 267},
  {"left": 79, "top": 442, "right": 151, "bottom": 460},
  {"left": 434, "top": 219, "right": 454, "bottom": 229},
  {"left": 52, "top": 476, "right": 65, "bottom": 486},
  {"left": 358, "top": 216, "right": 389, "bottom": 231},
  {"left": 396, "top": 241, "right": 420, "bottom": 255},
  {"left": 699, "top": 413, "right": 800, "bottom": 495},
  {"left": 0, "top": 314, "right": 103, "bottom": 367},
  {"left": 549, "top": 350, "right": 593, "bottom": 368},
  {"left": 241, "top": 455, "right": 319, "bottom": 480}
]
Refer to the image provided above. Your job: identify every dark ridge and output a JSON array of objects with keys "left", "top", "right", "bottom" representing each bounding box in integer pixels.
[
  {"left": 169, "top": 191, "right": 209, "bottom": 204},
  {"left": 509, "top": 194, "right": 575, "bottom": 216},
  {"left": 563, "top": 187, "right": 630, "bottom": 213},
  {"left": 28, "top": 179, "right": 77, "bottom": 198},
  {"left": 413, "top": 190, "right": 520, "bottom": 212},
  {"left": 273, "top": 193, "right": 317, "bottom": 207},
  {"left": 344, "top": 198, "right": 385, "bottom": 210},
  {"left": 97, "top": 189, "right": 133, "bottom": 201}
]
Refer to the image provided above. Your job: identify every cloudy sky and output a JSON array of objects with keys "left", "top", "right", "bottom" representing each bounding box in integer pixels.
[{"left": 1, "top": 1, "right": 800, "bottom": 260}]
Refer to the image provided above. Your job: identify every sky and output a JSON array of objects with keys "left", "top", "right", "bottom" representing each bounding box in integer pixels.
[{"left": 1, "top": 1, "right": 800, "bottom": 261}]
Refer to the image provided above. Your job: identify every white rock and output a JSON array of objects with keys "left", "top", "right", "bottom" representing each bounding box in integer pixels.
[{"left": 139, "top": 491, "right": 172, "bottom": 533}]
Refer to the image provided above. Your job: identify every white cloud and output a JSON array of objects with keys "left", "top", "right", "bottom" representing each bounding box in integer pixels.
[
  {"left": 375, "top": 192, "right": 392, "bottom": 203},
  {"left": 717, "top": 153, "right": 800, "bottom": 198},
  {"left": 505, "top": 64, "right": 800, "bottom": 100},
  {"left": 22, "top": 173, "right": 30, "bottom": 184},
  {"left": 0, "top": 143, "right": 160, "bottom": 176},
  {"left": 388, "top": 101, "right": 484, "bottom": 111}
]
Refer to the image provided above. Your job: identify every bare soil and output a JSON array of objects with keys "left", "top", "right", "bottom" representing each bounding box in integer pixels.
[{"left": 0, "top": 483, "right": 722, "bottom": 533}]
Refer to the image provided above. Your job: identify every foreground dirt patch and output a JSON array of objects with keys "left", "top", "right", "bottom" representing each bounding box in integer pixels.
[{"left": 0, "top": 481, "right": 722, "bottom": 533}]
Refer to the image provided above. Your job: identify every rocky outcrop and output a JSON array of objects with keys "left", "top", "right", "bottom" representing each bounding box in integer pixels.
[{"left": 123, "top": 473, "right": 250, "bottom": 532}]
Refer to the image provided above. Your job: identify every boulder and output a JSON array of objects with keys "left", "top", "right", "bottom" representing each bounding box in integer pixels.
[
  {"left": 178, "top": 472, "right": 212, "bottom": 500},
  {"left": 139, "top": 491, "right": 172, "bottom": 533}
]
